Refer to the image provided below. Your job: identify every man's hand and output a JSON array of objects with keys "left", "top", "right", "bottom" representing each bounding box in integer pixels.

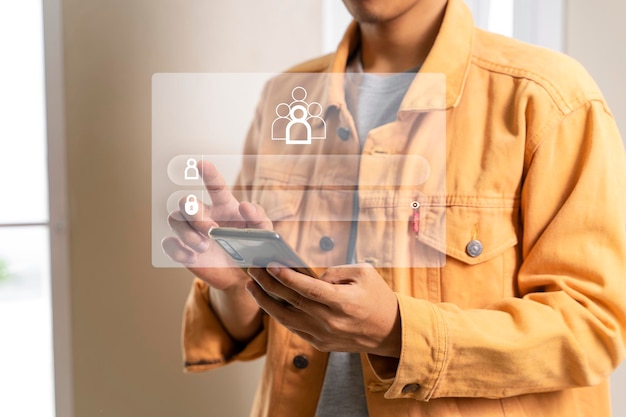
[
  {"left": 162, "top": 160, "right": 273, "bottom": 343},
  {"left": 161, "top": 160, "right": 272, "bottom": 290},
  {"left": 247, "top": 263, "right": 401, "bottom": 358}
]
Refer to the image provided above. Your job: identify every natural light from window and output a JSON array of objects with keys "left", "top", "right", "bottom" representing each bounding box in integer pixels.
[{"left": 0, "top": 1, "right": 55, "bottom": 416}]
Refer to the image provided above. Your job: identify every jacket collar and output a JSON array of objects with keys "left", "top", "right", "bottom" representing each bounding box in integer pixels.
[{"left": 323, "top": 0, "right": 474, "bottom": 112}]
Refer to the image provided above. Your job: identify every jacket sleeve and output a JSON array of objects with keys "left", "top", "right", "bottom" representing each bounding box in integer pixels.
[
  {"left": 369, "top": 99, "right": 626, "bottom": 400},
  {"left": 182, "top": 279, "right": 268, "bottom": 373}
]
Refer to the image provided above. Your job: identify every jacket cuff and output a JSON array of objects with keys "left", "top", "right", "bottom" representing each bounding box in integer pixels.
[
  {"left": 182, "top": 278, "right": 267, "bottom": 373},
  {"left": 367, "top": 293, "right": 448, "bottom": 401}
]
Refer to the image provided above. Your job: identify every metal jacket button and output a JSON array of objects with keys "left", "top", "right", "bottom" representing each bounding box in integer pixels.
[
  {"left": 319, "top": 236, "right": 335, "bottom": 251},
  {"left": 293, "top": 355, "right": 309, "bottom": 369},
  {"left": 401, "top": 383, "right": 420, "bottom": 394},
  {"left": 336, "top": 127, "right": 350, "bottom": 141},
  {"left": 466, "top": 239, "right": 483, "bottom": 257}
]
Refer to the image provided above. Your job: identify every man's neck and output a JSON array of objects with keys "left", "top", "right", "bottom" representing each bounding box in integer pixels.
[{"left": 359, "top": 0, "right": 447, "bottom": 73}]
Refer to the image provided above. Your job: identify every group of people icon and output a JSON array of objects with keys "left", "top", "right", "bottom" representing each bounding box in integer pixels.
[{"left": 272, "top": 87, "right": 326, "bottom": 144}]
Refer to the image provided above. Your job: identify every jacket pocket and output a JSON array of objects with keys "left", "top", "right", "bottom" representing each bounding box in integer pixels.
[{"left": 418, "top": 198, "right": 521, "bottom": 307}]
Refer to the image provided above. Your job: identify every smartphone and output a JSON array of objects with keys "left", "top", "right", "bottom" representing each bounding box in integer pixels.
[{"left": 208, "top": 227, "right": 318, "bottom": 278}]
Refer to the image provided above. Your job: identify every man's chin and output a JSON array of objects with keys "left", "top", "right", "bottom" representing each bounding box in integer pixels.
[{"left": 342, "top": 0, "right": 417, "bottom": 25}]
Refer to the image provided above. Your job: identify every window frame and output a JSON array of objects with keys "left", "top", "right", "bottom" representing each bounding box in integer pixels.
[{"left": 43, "top": 0, "right": 74, "bottom": 416}]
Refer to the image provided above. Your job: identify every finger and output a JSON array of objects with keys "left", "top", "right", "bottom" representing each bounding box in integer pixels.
[
  {"left": 199, "top": 160, "right": 238, "bottom": 207},
  {"left": 246, "top": 279, "right": 328, "bottom": 344},
  {"left": 176, "top": 196, "right": 223, "bottom": 236},
  {"left": 247, "top": 266, "right": 316, "bottom": 310},
  {"left": 172, "top": 192, "right": 232, "bottom": 236},
  {"left": 161, "top": 236, "right": 198, "bottom": 265},
  {"left": 247, "top": 266, "right": 299, "bottom": 303},
  {"left": 169, "top": 209, "right": 214, "bottom": 251},
  {"left": 245, "top": 278, "right": 311, "bottom": 327},
  {"left": 239, "top": 201, "right": 273, "bottom": 230},
  {"left": 245, "top": 276, "right": 289, "bottom": 309},
  {"left": 318, "top": 263, "right": 373, "bottom": 284},
  {"left": 266, "top": 263, "right": 336, "bottom": 306}
]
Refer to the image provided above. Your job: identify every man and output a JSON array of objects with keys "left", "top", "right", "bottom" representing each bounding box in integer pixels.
[{"left": 162, "top": 0, "right": 626, "bottom": 415}]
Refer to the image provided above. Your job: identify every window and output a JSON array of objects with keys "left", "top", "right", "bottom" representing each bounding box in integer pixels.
[
  {"left": 465, "top": 0, "right": 564, "bottom": 51},
  {"left": 466, "top": 0, "right": 513, "bottom": 37},
  {"left": 0, "top": 1, "right": 58, "bottom": 416}
]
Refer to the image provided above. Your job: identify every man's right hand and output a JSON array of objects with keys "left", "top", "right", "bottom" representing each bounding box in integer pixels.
[{"left": 161, "top": 160, "right": 273, "bottom": 290}]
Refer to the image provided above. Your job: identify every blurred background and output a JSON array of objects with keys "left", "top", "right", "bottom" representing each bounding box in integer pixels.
[{"left": 0, "top": 0, "right": 624, "bottom": 416}]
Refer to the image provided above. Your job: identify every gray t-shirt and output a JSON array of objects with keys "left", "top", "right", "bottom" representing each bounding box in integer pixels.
[{"left": 313, "top": 57, "right": 417, "bottom": 417}]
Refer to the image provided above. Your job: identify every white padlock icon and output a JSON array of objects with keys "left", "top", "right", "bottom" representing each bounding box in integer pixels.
[{"left": 184, "top": 194, "right": 199, "bottom": 216}]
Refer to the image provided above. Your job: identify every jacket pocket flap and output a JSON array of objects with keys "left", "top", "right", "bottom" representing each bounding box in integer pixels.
[
  {"left": 253, "top": 167, "right": 307, "bottom": 221},
  {"left": 418, "top": 201, "right": 519, "bottom": 266}
]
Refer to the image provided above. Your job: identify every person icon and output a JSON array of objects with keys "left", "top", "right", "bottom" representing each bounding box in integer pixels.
[
  {"left": 271, "top": 103, "right": 290, "bottom": 140},
  {"left": 184, "top": 158, "right": 199, "bottom": 180},
  {"left": 307, "top": 101, "right": 326, "bottom": 140},
  {"left": 286, "top": 104, "right": 312, "bottom": 144},
  {"left": 289, "top": 86, "right": 307, "bottom": 108}
]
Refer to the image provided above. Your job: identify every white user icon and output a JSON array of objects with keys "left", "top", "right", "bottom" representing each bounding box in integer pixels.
[{"left": 184, "top": 158, "right": 199, "bottom": 180}]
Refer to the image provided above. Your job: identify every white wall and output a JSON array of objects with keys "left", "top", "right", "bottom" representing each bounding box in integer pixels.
[
  {"left": 564, "top": 1, "right": 626, "bottom": 415},
  {"left": 565, "top": 0, "right": 626, "bottom": 135}
]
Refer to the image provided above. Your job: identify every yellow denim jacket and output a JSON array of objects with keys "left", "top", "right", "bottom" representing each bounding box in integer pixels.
[{"left": 181, "top": 0, "right": 626, "bottom": 415}]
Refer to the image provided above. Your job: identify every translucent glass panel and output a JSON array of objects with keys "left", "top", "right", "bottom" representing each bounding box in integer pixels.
[{"left": 152, "top": 73, "right": 446, "bottom": 269}]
